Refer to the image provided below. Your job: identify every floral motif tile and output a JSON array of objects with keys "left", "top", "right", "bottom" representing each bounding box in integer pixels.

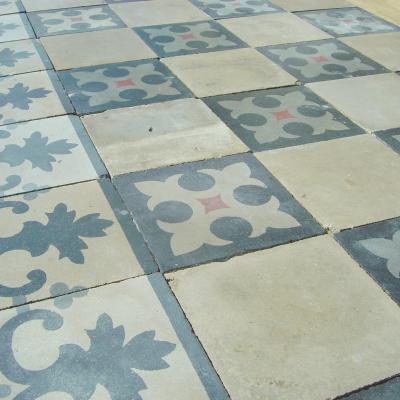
[
  {"left": 135, "top": 20, "right": 247, "bottom": 57},
  {"left": 339, "top": 377, "right": 400, "bottom": 400},
  {"left": 376, "top": 128, "right": 400, "bottom": 154},
  {"left": 296, "top": 7, "right": 400, "bottom": 37},
  {"left": 0, "top": 274, "right": 228, "bottom": 399},
  {"left": 0, "top": 0, "right": 24, "bottom": 15},
  {"left": 58, "top": 60, "right": 192, "bottom": 114},
  {"left": 259, "top": 39, "right": 388, "bottom": 83},
  {"left": 113, "top": 153, "right": 324, "bottom": 271},
  {"left": 22, "top": 0, "right": 106, "bottom": 12},
  {"left": 189, "top": 0, "right": 283, "bottom": 19},
  {"left": 0, "top": 39, "right": 51, "bottom": 77},
  {"left": 0, "top": 180, "right": 158, "bottom": 310},
  {"left": 0, "top": 70, "right": 73, "bottom": 126},
  {"left": 336, "top": 217, "right": 400, "bottom": 306},
  {"left": 205, "top": 86, "right": 364, "bottom": 151},
  {"left": 28, "top": 5, "right": 125, "bottom": 37},
  {"left": 0, "top": 115, "right": 107, "bottom": 198},
  {"left": 0, "top": 13, "right": 34, "bottom": 43}
]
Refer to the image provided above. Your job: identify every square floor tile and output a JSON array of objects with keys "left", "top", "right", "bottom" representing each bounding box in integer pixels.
[
  {"left": 0, "top": 273, "right": 228, "bottom": 399},
  {"left": 0, "top": 180, "right": 158, "bottom": 310},
  {"left": 58, "top": 60, "right": 191, "bottom": 114},
  {"left": 219, "top": 12, "right": 331, "bottom": 47},
  {"left": 256, "top": 135, "right": 400, "bottom": 230},
  {"left": 0, "top": 0, "right": 24, "bottom": 15},
  {"left": 82, "top": 98, "right": 248, "bottom": 175},
  {"left": 340, "top": 377, "right": 400, "bottom": 400},
  {"left": 189, "top": 0, "right": 283, "bottom": 19},
  {"left": 340, "top": 32, "right": 400, "bottom": 71},
  {"left": 163, "top": 48, "right": 296, "bottom": 97},
  {"left": 0, "top": 115, "right": 106, "bottom": 197},
  {"left": 0, "top": 70, "right": 73, "bottom": 126},
  {"left": 336, "top": 217, "right": 400, "bottom": 306},
  {"left": 167, "top": 235, "right": 400, "bottom": 400},
  {"left": 109, "top": 0, "right": 210, "bottom": 27},
  {"left": 0, "top": 39, "right": 51, "bottom": 77},
  {"left": 307, "top": 73, "right": 400, "bottom": 131},
  {"left": 41, "top": 28, "right": 156, "bottom": 70},
  {"left": 28, "top": 5, "right": 125, "bottom": 37},
  {"left": 296, "top": 7, "right": 400, "bottom": 37},
  {"left": 376, "top": 128, "right": 400, "bottom": 154},
  {"left": 259, "top": 39, "right": 388, "bottom": 83},
  {"left": 22, "top": 0, "right": 105, "bottom": 12},
  {"left": 205, "top": 86, "right": 364, "bottom": 151},
  {"left": 113, "top": 153, "right": 323, "bottom": 271},
  {"left": 135, "top": 20, "right": 247, "bottom": 57},
  {"left": 0, "top": 13, "right": 34, "bottom": 43},
  {"left": 272, "top": 0, "right": 352, "bottom": 12}
]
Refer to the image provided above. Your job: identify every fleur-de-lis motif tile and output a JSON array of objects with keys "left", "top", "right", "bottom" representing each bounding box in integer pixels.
[
  {"left": 28, "top": 5, "right": 125, "bottom": 37},
  {"left": 0, "top": 70, "right": 73, "bottom": 126},
  {"left": 189, "top": 0, "right": 283, "bottom": 19},
  {"left": 113, "top": 153, "right": 324, "bottom": 271},
  {"left": 335, "top": 217, "right": 400, "bottom": 306},
  {"left": 0, "top": 13, "right": 34, "bottom": 43},
  {"left": 0, "top": 0, "right": 24, "bottom": 15},
  {"left": 135, "top": 20, "right": 246, "bottom": 57},
  {"left": 259, "top": 39, "right": 388, "bottom": 83},
  {"left": 376, "top": 129, "right": 400, "bottom": 154},
  {"left": 0, "top": 274, "right": 228, "bottom": 400},
  {"left": 0, "top": 39, "right": 51, "bottom": 77},
  {"left": 205, "top": 86, "right": 364, "bottom": 151},
  {"left": 296, "top": 7, "right": 400, "bottom": 37},
  {"left": 0, "top": 115, "right": 107, "bottom": 197},
  {"left": 0, "top": 179, "right": 157, "bottom": 310},
  {"left": 58, "top": 60, "right": 192, "bottom": 114}
]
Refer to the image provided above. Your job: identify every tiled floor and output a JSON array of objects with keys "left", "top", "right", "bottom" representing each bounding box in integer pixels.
[{"left": 2, "top": 0, "right": 400, "bottom": 399}]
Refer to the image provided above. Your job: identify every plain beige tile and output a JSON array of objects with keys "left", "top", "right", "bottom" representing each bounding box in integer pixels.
[
  {"left": 22, "top": 0, "right": 105, "bottom": 12},
  {"left": 272, "top": 0, "right": 353, "bottom": 11}
]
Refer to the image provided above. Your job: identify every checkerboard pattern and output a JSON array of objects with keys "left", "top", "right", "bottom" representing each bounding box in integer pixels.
[{"left": 2, "top": 0, "right": 400, "bottom": 399}]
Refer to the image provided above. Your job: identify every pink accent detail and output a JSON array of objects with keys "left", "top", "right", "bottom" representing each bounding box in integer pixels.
[
  {"left": 311, "top": 55, "right": 328, "bottom": 63},
  {"left": 70, "top": 17, "right": 83, "bottom": 21},
  {"left": 343, "top": 18, "right": 354, "bottom": 24},
  {"left": 180, "top": 33, "right": 195, "bottom": 40},
  {"left": 197, "top": 195, "right": 230, "bottom": 213},
  {"left": 272, "top": 110, "right": 294, "bottom": 121},
  {"left": 115, "top": 79, "right": 135, "bottom": 87}
]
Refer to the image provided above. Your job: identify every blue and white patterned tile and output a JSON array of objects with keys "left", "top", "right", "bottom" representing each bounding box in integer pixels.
[
  {"left": 296, "top": 7, "right": 400, "bottom": 37},
  {"left": 0, "top": 179, "right": 158, "bottom": 310},
  {"left": 0, "top": 70, "right": 73, "bottom": 126},
  {"left": 339, "top": 377, "right": 400, "bottom": 400},
  {"left": 135, "top": 20, "right": 247, "bottom": 57},
  {"left": 205, "top": 86, "right": 364, "bottom": 151},
  {"left": 28, "top": 5, "right": 125, "bottom": 37},
  {"left": 113, "top": 153, "right": 324, "bottom": 271},
  {"left": 376, "top": 128, "right": 400, "bottom": 154},
  {"left": 0, "top": 115, "right": 107, "bottom": 198},
  {"left": 58, "top": 60, "right": 192, "bottom": 114},
  {"left": 0, "top": 0, "right": 24, "bottom": 15},
  {"left": 0, "top": 13, "right": 34, "bottom": 43},
  {"left": 259, "top": 39, "right": 388, "bottom": 83},
  {"left": 22, "top": 0, "right": 106, "bottom": 12}
]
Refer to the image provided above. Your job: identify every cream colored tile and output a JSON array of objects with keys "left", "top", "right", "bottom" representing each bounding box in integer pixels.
[
  {"left": 168, "top": 235, "right": 400, "bottom": 400},
  {"left": 22, "top": 0, "right": 105, "bottom": 12},
  {"left": 273, "top": 0, "right": 353, "bottom": 11},
  {"left": 256, "top": 135, "right": 400, "bottom": 230},
  {"left": 82, "top": 98, "right": 248, "bottom": 175},
  {"left": 349, "top": 0, "right": 400, "bottom": 26},
  {"left": 220, "top": 13, "right": 331, "bottom": 47},
  {"left": 162, "top": 48, "right": 297, "bottom": 97},
  {"left": 41, "top": 28, "right": 156, "bottom": 70},
  {"left": 307, "top": 73, "right": 400, "bottom": 132}
]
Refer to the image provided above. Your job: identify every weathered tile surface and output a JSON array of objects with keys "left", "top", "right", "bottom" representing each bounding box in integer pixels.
[
  {"left": 0, "top": 0, "right": 24, "bottom": 15},
  {"left": 0, "top": 13, "right": 34, "bottom": 43},
  {"left": 58, "top": 60, "right": 191, "bottom": 114},
  {"left": 339, "top": 377, "right": 400, "bottom": 399},
  {"left": 256, "top": 135, "right": 400, "bottom": 230},
  {"left": 0, "top": 180, "right": 157, "bottom": 309},
  {"left": 114, "top": 153, "right": 323, "bottom": 271},
  {"left": 349, "top": 0, "right": 400, "bottom": 26},
  {"left": 259, "top": 39, "right": 388, "bottom": 83},
  {"left": 376, "top": 128, "right": 400, "bottom": 154},
  {"left": 272, "top": 0, "right": 352, "bottom": 12},
  {"left": 82, "top": 98, "right": 248, "bottom": 175},
  {"left": 41, "top": 28, "right": 156, "bottom": 70},
  {"left": 205, "top": 86, "right": 364, "bottom": 151},
  {"left": 22, "top": 0, "right": 106, "bottom": 12},
  {"left": 168, "top": 235, "right": 400, "bottom": 400},
  {"left": 163, "top": 48, "right": 296, "bottom": 97},
  {"left": 308, "top": 73, "right": 400, "bottom": 131}
]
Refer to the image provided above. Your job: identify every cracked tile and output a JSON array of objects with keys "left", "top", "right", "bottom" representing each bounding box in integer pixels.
[
  {"left": 0, "top": 13, "right": 34, "bottom": 43},
  {"left": 272, "top": 0, "right": 352, "bottom": 12},
  {"left": 22, "top": 0, "right": 106, "bottom": 12}
]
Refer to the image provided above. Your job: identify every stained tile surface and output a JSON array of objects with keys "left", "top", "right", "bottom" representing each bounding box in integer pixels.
[{"left": 0, "top": 13, "right": 34, "bottom": 43}]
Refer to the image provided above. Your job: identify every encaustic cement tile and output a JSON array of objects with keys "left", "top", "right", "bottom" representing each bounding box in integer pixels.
[
  {"left": 22, "top": 0, "right": 106, "bottom": 12},
  {"left": 28, "top": 5, "right": 125, "bottom": 37},
  {"left": 0, "top": 115, "right": 106, "bottom": 198},
  {"left": 271, "top": 0, "right": 352, "bottom": 12},
  {"left": 0, "top": 13, "right": 34, "bottom": 43},
  {"left": 0, "top": 274, "right": 228, "bottom": 400},
  {"left": 259, "top": 39, "right": 388, "bottom": 84},
  {"left": 0, "top": 70, "right": 73, "bottom": 127},
  {"left": 376, "top": 128, "right": 400, "bottom": 154},
  {"left": 296, "top": 7, "right": 400, "bottom": 37},
  {"left": 135, "top": 20, "right": 247, "bottom": 58},
  {"left": 256, "top": 135, "right": 400, "bottom": 230},
  {"left": 167, "top": 235, "right": 400, "bottom": 400},
  {"left": 0, "top": 179, "right": 157, "bottom": 310},
  {"left": 339, "top": 377, "right": 400, "bottom": 399},
  {"left": 0, "top": 39, "right": 52, "bottom": 77},
  {"left": 82, "top": 98, "right": 248, "bottom": 175},
  {"left": 113, "top": 153, "right": 323, "bottom": 271},
  {"left": 58, "top": 60, "right": 192, "bottom": 114},
  {"left": 205, "top": 85, "right": 364, "bottom": 152},
  {"left": 41, "top": 28, "right": 156, "bottom": 71},
  {"left": 0, "top": 0, "right": 24, "bottom": 15}
]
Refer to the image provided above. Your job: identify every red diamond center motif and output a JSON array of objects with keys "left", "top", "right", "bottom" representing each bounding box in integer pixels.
[
  {"left": 115, "top": 79, "right": 135, "bottom": 87},
  {"left": 343, "top": 18, "right": 354, "bottom": 24},
  {"left": 311, "top": 55, "right": 328, "bottom": 63},
  {"left": 180, "top": 33, "right": 195, "bottom": 40},
  {"left": 273, "top": 110, "right": 294, "bottom": 120},
  {"left": 197, "top": 194, "right": 230, "bottom": 213}
]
